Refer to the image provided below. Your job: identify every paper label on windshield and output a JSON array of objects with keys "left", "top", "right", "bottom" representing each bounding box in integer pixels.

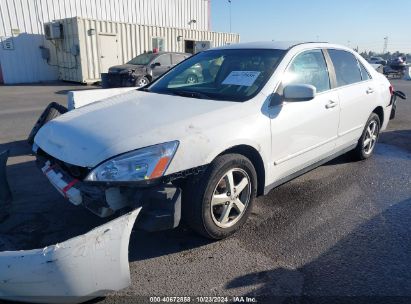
[{"left": 222, "top": 71, "right": 261, "bottom": 87}]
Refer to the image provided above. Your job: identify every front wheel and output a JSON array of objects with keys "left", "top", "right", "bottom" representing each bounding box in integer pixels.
[
  {"left": 136, "top": 76, "right": 150, "bottom": 88},
  {"left": 183, "top": 154, "right": 257, "bottom": 240},
  {"left": 352, "top": 113, "right": 381, "bottom": 160},
  {"left": 185, "top": 74, "right": 199, "bottom": 84}
]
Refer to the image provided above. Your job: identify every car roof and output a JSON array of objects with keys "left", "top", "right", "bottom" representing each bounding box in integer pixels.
[
  {"left": 212, "top": 41, "right": 349, "bottom": 51},
  {"left": 153, "top": 51, "right": 191, "bottom": 56}
]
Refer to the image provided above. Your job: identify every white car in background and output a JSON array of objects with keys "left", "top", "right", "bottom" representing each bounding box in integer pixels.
[{"left": 33, "top": 41, "right": 394, "bottom": 240}]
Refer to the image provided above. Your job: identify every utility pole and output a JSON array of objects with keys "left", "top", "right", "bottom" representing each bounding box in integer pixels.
[
  {"left": 383, "top": 36, "right": 388, "bottom": 54},
  {"left": 228, "top": 0, "right": 232, "bottom": 32}
]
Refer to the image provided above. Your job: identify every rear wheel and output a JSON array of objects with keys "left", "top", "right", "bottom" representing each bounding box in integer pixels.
[
  {"left": 183, "top": 154, "right": 257, "bottom": 240},
  {"left": 352, "top": 113, "right": 381, "bottom": 160}
]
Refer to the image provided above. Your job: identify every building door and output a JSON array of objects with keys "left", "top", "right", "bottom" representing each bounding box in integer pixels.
[
  {"left": 98, "top": 34, "right": 119, "bottom": 73},
  {"left": 184, "top": 40, "right": 195, "bottom": 54}
]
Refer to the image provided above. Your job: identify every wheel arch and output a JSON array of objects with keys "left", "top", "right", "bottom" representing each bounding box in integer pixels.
[
  {"left": 372, "top": 106, "right": 384, "bottom": 126},
  {"left": 217, "top": 145, "right": 266, "bottom": 197}
]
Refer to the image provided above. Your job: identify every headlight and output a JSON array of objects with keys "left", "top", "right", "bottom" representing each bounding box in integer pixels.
[{"left": 85, "top": 141, "right": 179, "bottom": 182}]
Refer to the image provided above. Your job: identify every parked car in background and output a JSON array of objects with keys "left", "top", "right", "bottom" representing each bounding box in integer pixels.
[
  {"left": 105, "top": 51, "right": 193, "bottom": 88},
  {"left": 368, "top": 56, "right": 387, "bottom": 66},
  {"left": 389, "top": 56, "right": 407, "bottom": 69},
  {"left": 33, "top": 42, "right": 396, "bottom": 240},
  {"left": 383, "top": 56, "right": 408, "bottom": 78}
]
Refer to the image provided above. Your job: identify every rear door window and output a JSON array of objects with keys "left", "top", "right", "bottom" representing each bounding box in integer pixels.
[
  {"left": 328, "top": 50, "right": 363, "bottom": 87},
  {"left": 154, "top": 54, "right": 172, "bottom": 66},
  {"left": 172, "top": 54, "right": 189, "bottom": 65}
]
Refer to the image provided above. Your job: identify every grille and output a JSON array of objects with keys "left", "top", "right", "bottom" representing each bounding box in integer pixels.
[
  {"left": 107, "top": 73, "right": 135, "bottom": 88},
  {"left": 37, "top": 149, "right": 90, "bottom": 180}
]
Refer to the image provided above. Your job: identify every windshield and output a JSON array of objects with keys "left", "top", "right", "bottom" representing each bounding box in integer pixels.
[
  {"left": 128, "top": 53, "right": 157, "bottom": 65},
  {"left": 147, "top": 49, "right": 286, "bottom": 102}
]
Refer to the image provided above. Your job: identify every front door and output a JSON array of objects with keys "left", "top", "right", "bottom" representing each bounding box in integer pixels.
[
  {"left": 269, "top": 49, "right": 340, "bottom": 181},
  {"left": 151, "top": 54, "right": 172, "bottom": 79},
  {"left": 98, "top": 34, "right": 119, "bottom": 73}
]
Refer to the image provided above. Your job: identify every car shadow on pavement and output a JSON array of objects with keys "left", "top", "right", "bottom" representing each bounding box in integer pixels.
[
  {"left": 129, "top": 225, "right": 212, "bottom": 262},
  {"left": 379, "top": 129, "right": 411, "bottom": 154},
  {"left": 0, "top": 140, "right": 32, "bottom": 157},
  {"left": 322, "top": 129, "right": 411, "bottom": 167},
  {"left": 225, "top": 197, "right": 411, "bottom": 303}
]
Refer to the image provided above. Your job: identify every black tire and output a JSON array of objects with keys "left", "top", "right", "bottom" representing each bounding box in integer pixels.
[
  {"left": 136, "top": 76, "right": 150, "bottom": 88},
  {"left": 390, "top": 101, "right": 397, "bottom": 120},
  {"left": 185, "top": 74, "right": 198, "bottom": 84},
  {"left": 352, "top": 113, "right": 381, "bottom": 160},
  {"left": 182, "top": 154, "right": 257, "bottom": 240}
]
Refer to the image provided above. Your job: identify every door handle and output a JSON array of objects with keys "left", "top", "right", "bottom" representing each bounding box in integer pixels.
[
  {"left": 325, "top": 100, "right": 338, "bottom": 109},
  {"left": 366, "top": 88, "right": 374, "bottom": 94}
]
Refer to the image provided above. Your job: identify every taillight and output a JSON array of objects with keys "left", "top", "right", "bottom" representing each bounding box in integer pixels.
[{"left": 389, "top": 85, "right": 394, "bottom": 96}]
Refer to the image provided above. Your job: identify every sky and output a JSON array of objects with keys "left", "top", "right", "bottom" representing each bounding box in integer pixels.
[{"left": 211, "top": 0, "right": 411, "bottom": 54}]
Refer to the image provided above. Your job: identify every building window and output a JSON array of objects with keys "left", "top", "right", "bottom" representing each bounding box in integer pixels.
[{"left": 152, "top": 37, "right": 165, "bottom": 52}]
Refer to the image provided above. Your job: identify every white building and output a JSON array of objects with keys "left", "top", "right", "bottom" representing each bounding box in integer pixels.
[{"left": 0, "top": 0, "right": 239, "bottom": 84}]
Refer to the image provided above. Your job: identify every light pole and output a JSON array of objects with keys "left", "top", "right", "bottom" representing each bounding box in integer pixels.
[{"left": 228, "top": 0, "right": 232, "bottom": 33}]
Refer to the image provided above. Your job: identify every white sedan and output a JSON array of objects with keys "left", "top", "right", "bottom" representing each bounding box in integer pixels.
[{"left": 34, "top": 41, "right": 394, "bottom": 240}]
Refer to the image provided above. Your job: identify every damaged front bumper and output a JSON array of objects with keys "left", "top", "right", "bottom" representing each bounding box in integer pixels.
[
  {"left": 36, "top": 153, "right": 182, "bottom": 232},
  {"left": 0, "top": 208, "right": 141, "bottom": 304},
  {"left": 0, "top": 141, "right": 182, "bottom": 303}
]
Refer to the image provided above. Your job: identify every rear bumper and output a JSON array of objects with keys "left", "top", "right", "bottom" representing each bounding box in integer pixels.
[{"left": 37, "top": 156, "right": 181, "bottom": 232}]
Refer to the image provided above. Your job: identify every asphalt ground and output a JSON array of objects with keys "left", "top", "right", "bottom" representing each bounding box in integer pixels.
[{"left": 0, "top": 80, "right": 410, "bottom": 304}]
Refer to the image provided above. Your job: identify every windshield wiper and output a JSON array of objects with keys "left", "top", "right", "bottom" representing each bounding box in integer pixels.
[{"left": 171, "top": 90, "right": 210, "bottom": 99}]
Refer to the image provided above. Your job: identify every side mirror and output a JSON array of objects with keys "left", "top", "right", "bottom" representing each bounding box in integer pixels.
[
  {"left": 151, "top": 62, "right": 161, "bottom": 68},
  {"left": 283, "top": 84, "right": 316, "bottom": 102}
]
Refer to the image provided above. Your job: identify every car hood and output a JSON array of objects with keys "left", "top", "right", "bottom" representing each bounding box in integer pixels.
[
  {"left": 34, "top": 91, "right": 238, "bottom": 169},
  {"left": 109, "top": 64, "right": 144, "bottom": 73}
]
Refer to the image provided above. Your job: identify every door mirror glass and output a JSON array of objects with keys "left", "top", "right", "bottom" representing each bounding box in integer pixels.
[{"left": 283, "top": 84, "right": 316, "bottom": 101}]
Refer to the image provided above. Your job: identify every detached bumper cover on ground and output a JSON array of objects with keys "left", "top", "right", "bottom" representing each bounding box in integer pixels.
[{"left": 0, "top": 208, "right": 141, "bottom": 304}]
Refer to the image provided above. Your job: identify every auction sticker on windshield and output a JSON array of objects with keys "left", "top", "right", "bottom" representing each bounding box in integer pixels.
[{"left": 222, "top": 71, "right": 261, "bottom": 87}]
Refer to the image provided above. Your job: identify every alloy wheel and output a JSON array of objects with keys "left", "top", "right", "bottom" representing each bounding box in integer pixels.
[
  {"left": 363, "top": 120, "right": 379, "bottom": 155},
  {"left": 210, "top": 168, "right": 251, "bottom": 228},
  {"left": 137, "top": 78, "right": 148, "bottom": 87}
]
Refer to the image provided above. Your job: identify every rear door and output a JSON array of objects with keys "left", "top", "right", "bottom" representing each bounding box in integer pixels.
[
  {"left": 172, "top": 53, "right": 190, "bottom": 65},
  {"left": 326, "top": 49, "right": 376, "bottom": 149},
  {"left": 269, "top": 49, "right": 340, "bottom": 180}
]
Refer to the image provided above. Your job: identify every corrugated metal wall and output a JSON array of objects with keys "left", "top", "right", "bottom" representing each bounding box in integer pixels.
[
  {"left": 0, "top": 0, "right": 211, "bottom": 84},
  {"left": 58, "top": 17, "right": 240, "bottom": 83}
]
